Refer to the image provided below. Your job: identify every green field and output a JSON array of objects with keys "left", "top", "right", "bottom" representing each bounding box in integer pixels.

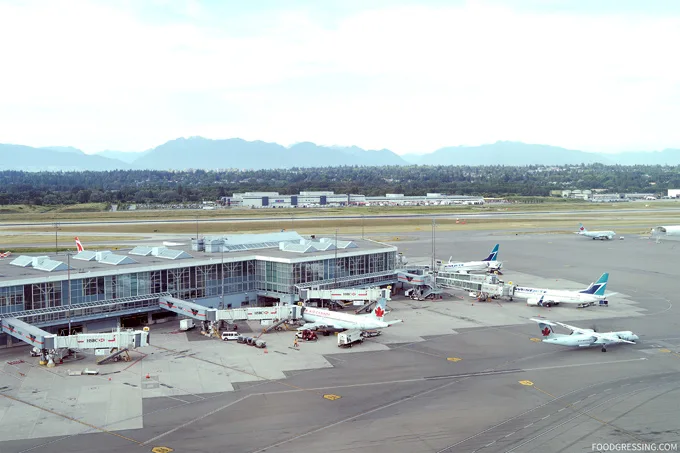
[{"left": 1, "top": 199, "right": 679, "bottom": 223}]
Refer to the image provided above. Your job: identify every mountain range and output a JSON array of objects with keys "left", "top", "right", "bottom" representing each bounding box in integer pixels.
[{"left": 1, "top": 137, "right": 680, "bottom": 171}]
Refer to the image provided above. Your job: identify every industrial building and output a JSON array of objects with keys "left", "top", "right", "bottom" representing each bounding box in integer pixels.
[
  {"left": 0, "top": 231, "right": 398, "bottom": 347},
  {"left": 222, "top": 191, "right": 484, "bottom": 208}
]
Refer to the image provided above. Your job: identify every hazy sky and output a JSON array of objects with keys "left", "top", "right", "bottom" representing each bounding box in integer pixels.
[{"left": 1, "top": 0, "right": 679, "bottom": 155}]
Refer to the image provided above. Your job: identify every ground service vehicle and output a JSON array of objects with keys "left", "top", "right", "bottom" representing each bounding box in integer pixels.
[
  {"left": 338, "top": 329, "right": 363, "bottom": 348},
  {"left": 180, "top": 319, "right": 195, "bottom": 331}
]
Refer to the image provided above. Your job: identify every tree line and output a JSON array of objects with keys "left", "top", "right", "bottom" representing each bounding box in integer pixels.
[{"left": 0, "top": 164, "right": 677, "bottom": 206}]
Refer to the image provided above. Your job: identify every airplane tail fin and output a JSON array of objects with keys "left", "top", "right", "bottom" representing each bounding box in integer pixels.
[
  {"left": 578, "top": 223, "right": 587, "bottom": 234},
  {"left": 373, "top": 298, "right": 403, "bottom": 325},
  {"left": 579, "top": 273, "right": 608, "bottom": 296},
  {"left": 482, "top": 244, "right": 499, "bottom": 262},
  {"left": 75, "top": 237, "right": 84, "bottom": 252},
  {"left": 530, "top": 318, "right": 559, "bottom": 339},
  {"left": 373, "top": 298, "right": 387, "bottom": 320}
]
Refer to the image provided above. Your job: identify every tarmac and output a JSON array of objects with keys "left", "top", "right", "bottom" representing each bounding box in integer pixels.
[{"left": 1, "top": 228, "right": 680, "bottom": 452}]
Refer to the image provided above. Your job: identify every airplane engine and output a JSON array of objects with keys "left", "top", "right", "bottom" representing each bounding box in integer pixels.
[{"left": 527, "top": 297, "right": 557, "bottom": 307}]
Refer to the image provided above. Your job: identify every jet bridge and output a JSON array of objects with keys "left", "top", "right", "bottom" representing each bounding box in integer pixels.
[
  {"left": 299, "top": 287, "right": 391, "bottom": 303},
  {"left": 159, "top": 295, "right": 218, "bottom": 322},
  {"left": 398, "top": 269, "right": 444, "bottom": 300},
  {"left": 2, "top": 316, "right": 150, "bottom": 367},
  {"left": 1, "top": 317, "right": 56, "bottom": 349},
  {"left": 436, "top": 272, "right": 515, "bottom": 299}
]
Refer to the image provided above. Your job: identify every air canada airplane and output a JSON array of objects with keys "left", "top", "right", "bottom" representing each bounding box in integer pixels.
[
  {"left": 299, "top": 297, "right": 402, "bottom": 332},
  {"left": 515, "top": 272, "right": 617, "bottom": 308},
  {"left": 442, "top": 244, "right": 502, "bottom": 274},
  {"left": 531, "top": 318, "right": 639, "bottom": 352},
  {"left": 576, "top": 223, "right": 616, "bottom": 240}
]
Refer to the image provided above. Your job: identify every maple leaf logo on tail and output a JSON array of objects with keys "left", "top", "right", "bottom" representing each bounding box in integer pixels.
[
  {"left": 541, "top": 327, "right": 551, "bottom": 337},
  {"left": 374, "top": 306, "right": 385, "bottom": 318}
]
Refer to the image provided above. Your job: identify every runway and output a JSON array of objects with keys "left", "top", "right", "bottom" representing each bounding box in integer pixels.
[
  {"left": 1, "top": 204, "right": 678, "bottom": 228},
  {"left": 1, "top": 230, "right": 679, "bottom": 453}
]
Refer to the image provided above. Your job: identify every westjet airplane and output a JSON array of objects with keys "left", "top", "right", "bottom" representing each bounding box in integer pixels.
[
  {"left": 575, "top": 223, "right": 616, "bottom": 240},
  {"left": 442, "top": 244, "right": 502, "bottom": 274},
  {"left": 299, "top": 297, "right": 402, "bottom": 332},
  {"left": 514, "top": 272, "right": 617, "bottom": 308},
  {"left": 531, "top": 318, "right": 638, "bottom": 352}
]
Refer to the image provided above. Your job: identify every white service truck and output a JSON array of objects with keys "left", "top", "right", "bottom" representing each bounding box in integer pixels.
[
  {"left": 338, "top": 329, "right": 363, "bottom": 348},
  {"left": 180, "top": 319, "right": 195, "bottom": 331}
]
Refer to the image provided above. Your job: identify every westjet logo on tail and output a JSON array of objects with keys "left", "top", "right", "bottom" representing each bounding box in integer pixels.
[
  {"left": 578, "top": 273, "right": 608, "bottom": 296},
  {"left": 483, "top": 244, "right": 499, "bottom": 262}
]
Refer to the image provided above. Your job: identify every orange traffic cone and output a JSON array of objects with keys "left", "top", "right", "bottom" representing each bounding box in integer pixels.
[
  {"left": 145, "top": 373, "right": 150, "bottom": 379},
  {"left": 264, "top": 348, "right": 268, "bottom": 354}
]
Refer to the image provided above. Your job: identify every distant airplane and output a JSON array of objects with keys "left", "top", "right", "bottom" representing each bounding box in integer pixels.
[
  {"left": 75, "top": 237, "right": 84, "bottom": 252},
  {"left": 531, "top": 318, "right": 638, "bottom": 352},
  {"left": 576, "top": 223, "right": 616, "bottom": 240},
  {"left": 0, "top": 251, "right": 11, "bottom": 259},
  {"left": 299, "top": 297, "right": 402, "bottom": 332},
  {"left": 442, "top": 244, "right": 502, "bottom": 274},
  {"left": 515, "top": 272, "right": 617, "bottom": 308}
]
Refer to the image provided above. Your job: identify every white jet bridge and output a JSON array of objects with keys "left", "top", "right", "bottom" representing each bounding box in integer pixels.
[
  {"left": 1, "top": 317, "right": 150, "bottom": 367},
  {"left": 158, "top": 295, "right": 303, "bottom": 337},
  {"left": 298, "top": 286, "right": 392, "bottom": 313},
  {"left": 436, "top": 272, "right": 515, "bottom": 300}
]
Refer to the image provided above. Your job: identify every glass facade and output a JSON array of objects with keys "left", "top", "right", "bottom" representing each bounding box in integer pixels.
[{"left": 0, "top": 251, "right": 397, "bottom": 318}]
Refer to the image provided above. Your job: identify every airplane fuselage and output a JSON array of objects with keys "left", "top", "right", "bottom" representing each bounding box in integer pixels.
[
  {"left": 443, "top": 260, "right": 501, "bottom": 273},
  {"left": 301, "top": 307, "right": 390, "bottom": 330},
  {"left": 580, "top": 231, "right": 615, "bottom": 240},
  {"left": 545, "top": 331, "right": 638, "bottom": 348},
  {"left": 515, "top": 287, "right": 605, "bottom": 305}
]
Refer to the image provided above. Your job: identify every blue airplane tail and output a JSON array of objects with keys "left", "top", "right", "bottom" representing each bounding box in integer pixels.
[
  {"left": 482, "top": 244, "right": 499, "bottom": 262},
  {"left": 579, "top": 273, "right": 608, "bottom": 296}
]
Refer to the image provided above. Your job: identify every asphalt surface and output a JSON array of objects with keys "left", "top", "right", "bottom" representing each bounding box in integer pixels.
[{"left": 2, "top": 230, "right": 680, "bottom": 453}]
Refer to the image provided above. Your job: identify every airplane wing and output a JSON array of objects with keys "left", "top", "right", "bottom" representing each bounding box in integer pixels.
[
  {"left": 603, "top": 292, "right": 618, "bottom": 297},
  {"left": 298, "top": 321, "right": 343, "bottom": 331},
  {"left": 591, "top": 332, "right": 636, "bottom": 344},
  {"left": 553, "top": 321, "right": 594, "bottom": 334},
  {"left": 386, "top": 319, "right": 403, "bottom": 326}
]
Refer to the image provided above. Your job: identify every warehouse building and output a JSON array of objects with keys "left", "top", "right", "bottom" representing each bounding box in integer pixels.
[
  {"left": 0, "top": 232, "right": 398, "bottom": 347},
  {"left": 222, "top": 191, "right": 483, "bottom": 208}
]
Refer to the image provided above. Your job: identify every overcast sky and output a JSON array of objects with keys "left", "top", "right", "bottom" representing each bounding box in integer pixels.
[{"left": 1, "top": 0, "right": 679, "bottom": 155}]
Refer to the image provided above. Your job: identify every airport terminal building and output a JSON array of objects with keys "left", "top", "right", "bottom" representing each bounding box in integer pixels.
[{"left": 0, "top": 232, "right": 398, "bottom": 347}]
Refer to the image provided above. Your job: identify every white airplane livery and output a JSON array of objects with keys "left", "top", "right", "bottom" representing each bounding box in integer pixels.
[
  {"left": 442, "top": 244, "right": 502, "bottom": 274},
  {"left": 576, "top": 223, "right": 616, "bottom": 240},
  {"left": 299, "top": 297, "right": 403, "bottom": 331},
  {"left": 515, "top": 272, "right": 616, "bottom": 308},
  {"left": 531, "top": 318, "right": 639, "bottom": 352}
]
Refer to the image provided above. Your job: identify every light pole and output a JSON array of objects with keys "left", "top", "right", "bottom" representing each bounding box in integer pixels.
[
  {"left": 195, "top": 216, "right": 199, "bottom": 240},
  {"left": 67, "top": 252, "right": 72, "bottom": 334},
  {"left": 361, "top": 214, "right": 365, "bottom": 239},
  {"left": 334, "top": 228, "right": 338, "bottom": 289},
  {"left": 220, "top": 244, "right": 225, "bottom": 309},
  {"left": 431, "top": 218, "right": 436, "bottom": 276},
  {"left": 53, "top": 221, "right": 60, "bottom": 255}
]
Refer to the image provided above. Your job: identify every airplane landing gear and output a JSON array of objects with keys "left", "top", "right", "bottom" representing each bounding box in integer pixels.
[{"left": 601, "top": 347, "right": 607, "bottom": 352}]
